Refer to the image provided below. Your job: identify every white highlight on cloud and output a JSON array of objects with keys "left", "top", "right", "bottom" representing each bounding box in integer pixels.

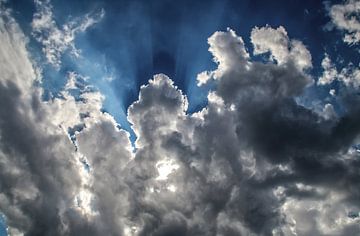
[
  {"left": 0, "top": 2, "right": 95, "bottom": 233},
  {"left": 251, "top": 25, "right": 312, "bottom": 71},
  {"left": 326, "top": 0, "right": 360, "bottom": 45},
  {"left": 0, "top": 2, "right": 36, "bottom": 95},
  {"left": 196, "top": 71, "right": 213, "bottom": 86},
  {"left": 64, "top": 71, "right": 89, "bottom": 90},
  {"left": 167, "top": 184, "right": 177, "bottom": 193},
  {"left": 279, "top": 188, "right": 360, "bottom": 236},
  {"left": 322, "top": 103, "right": 337, "bottom": 120},
  {"left": 155, "top": 158, "right": 180, "bottom": 181},
  {"left": 317, "top": 53, "right": 338, "bottom": 85},
  {"left": 318, "top": 53, "right": 360, "bottom": 88},
  {"left": 31, "top": 0, "right": 104, "bottom": 68},
  {"left": 74, "top": 189, "right": 96, "bottom": 217},
  {"left": 329, "top": 89, "right": 336, "bottom": 96},
  {"left": 208, "top": 28, "right": 250, "bottom": 79},
  {"left": 198, "top": 26, "right": 312, "bottom": 87}
]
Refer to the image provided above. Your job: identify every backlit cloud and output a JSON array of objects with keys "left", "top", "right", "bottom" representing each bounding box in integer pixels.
[{"left": 0, "top": 0, "right": 359, "bottom": 235}]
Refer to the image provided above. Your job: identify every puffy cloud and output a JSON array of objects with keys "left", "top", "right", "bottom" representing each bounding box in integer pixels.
[
  {"left": 0, "top": 3, "right": 130, "bottom": 235},
  {"left": 318, "top": 53, "right": 360, "bottom": 88},
  {"left": 31, "top": 0, "right": 104, "bottom": 68},
  {"left": 251, "top": 25, "right": 312, "bottom": 71},
  {"left": 321, "top": 0, "right": 360, "bottom": 99},
  {"left": 208, "top": 28, "right": 250, "bottom": 78},
  {"left": 0, "top": 5, "right": 83, "bottom": 234},
  {"left": 326, "top": 0, "right": 360, "bottom": 45},
  {"left": 196, "top": 71, "right": 212, "bottom": 86},
  {"left": 192, "top": 26, "right": 360, "bottom": 235},
  {"left": 317, "top": 53, "right": 338, "bottom": 85},
  {"left": 1, "top": 2, "right": 360, "bottom": 235}
]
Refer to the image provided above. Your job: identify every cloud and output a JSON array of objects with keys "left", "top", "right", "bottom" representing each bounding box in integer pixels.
[
  {"left": 0, "top": 3, "right": 127, "bottom": 235},
  {"left": 0, "top": 2, "right": 360, "bottom": 236},
  {"left": 193, "top": 27, "right": 360, "bottom": 235},
  {"left": 318, "top": 53, "right": 360, "bottom": 88},
  {"left": 31, "top": 0, "right": 104, "bottom": 68},
  {"left": 0, "top": 4, "right": 83, "bottom": 234},
  {"left": 326, "top": 0, "right": 360, "bottom": 45},
  {"left": 251, "top": 25, "right": 312, "bottom": 71},
  {"left": 317, "top": 53, "right": 338, "bottom": 85},
  {"left": 320, "top": 0, "right": 360, "bottom": 96}
]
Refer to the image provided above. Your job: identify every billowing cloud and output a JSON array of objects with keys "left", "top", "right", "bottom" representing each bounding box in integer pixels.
[
  {"left": 251, "top": 26, "right": 312, "bottom": 71},
  {"left": 0, "top": 1, "right": 360, "bottom": 236},
  {"left": 0, "top": 3, "right": 83, "bottom": 235}
]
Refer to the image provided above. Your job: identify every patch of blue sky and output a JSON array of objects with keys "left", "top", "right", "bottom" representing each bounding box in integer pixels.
[
  {"left": 60, "top": 37, "right": 138, "bottom": 142},
  {"left": 0, "top": 213, "right": 7, "bottom": 236},
  {"left": 171, "top": 0, "right": 224, "bottom": 113}
]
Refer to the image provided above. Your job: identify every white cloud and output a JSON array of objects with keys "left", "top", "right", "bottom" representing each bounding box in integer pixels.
[
  {"left": 327, "top": 0, "right": 360, "bottom": 45},
  {"left": 330, "top": 89, "right": 336, "bottom": 96},
  {"left": 251, "top": 25, "right": 312, "bottom": 71},
  {"left": 0, "top": 6, "right": 85, "bottom": 232},
  {"left": 207, "top": 28, "right": 251, "bottom": 79},
  {"left": 31, "top": 0, "right": 104, "bottom": 68},
  {"left": 317, "top": 53, "right": 338, "bottom": 85},
  {"left": 278, "top": 188, "right": 360, "bottom": 236},
  {"left": 155, "top": 158, "right": 180, "bottom": 181},
  {"left": 0, "top": 3, "right": 36, "bottom": 95},
  {"left": 196, "top": 70, "right": 213, "bottom": 86},
  {"left": 318, "top": 53, "right": 360, "bottom": 88},
  {"left": 0, "top": 3, "right": 132, "bottom": 234}
]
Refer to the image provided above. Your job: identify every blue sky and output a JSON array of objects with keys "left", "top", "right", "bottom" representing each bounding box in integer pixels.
[{"left": 0, "top": 215, "right": 6, "bottom": 236}]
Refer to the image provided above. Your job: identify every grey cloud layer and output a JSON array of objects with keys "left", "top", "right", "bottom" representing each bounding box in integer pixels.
[{"left": 0, "top": 1, "right": 360, "bottom": 236}]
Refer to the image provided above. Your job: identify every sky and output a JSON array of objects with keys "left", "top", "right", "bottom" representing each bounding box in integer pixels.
[{"left": 0, "top": 0, "right": 360, "bottom": 235}]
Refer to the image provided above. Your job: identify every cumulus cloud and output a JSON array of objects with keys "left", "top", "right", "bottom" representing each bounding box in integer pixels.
[
  {"left": 31, "top": 0, "right": 104, "bottom": 68},
  {"left": 1, "top": 1, "right": 360, "bottom": 236},
  {"left": 251, "top": 25, "right": 312, "bottom": 71},
  {"left": 0, "top": 3, "right": 84, "bottom": 235},
  {"left": 321, "top": 0, "right": 360, "bottom": 95},
  {"left": 317, "top": 53, "right": 338, "bottom": 85},
  {"left": 318, "top": 53, "right": 360, "bottom": 88},
  {"left": 326, "top": 0, "right": 360, "bottom": 45},
  {"left": 0, "top": 2, "right": 129, "bottom": 235}
]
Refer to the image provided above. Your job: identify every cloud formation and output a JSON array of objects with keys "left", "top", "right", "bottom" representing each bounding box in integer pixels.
[
  {"left": 0, "top": 1, "right": 360, "bottom": 236},
  {"left": 318, "top": 53, "right": 360, "bottom": 88},
  {"left": 326, "top": 0, "right": 360, "bottom": 45},
  {"left": 31, "top": 0, "right": 104, "bottom": 68}
]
